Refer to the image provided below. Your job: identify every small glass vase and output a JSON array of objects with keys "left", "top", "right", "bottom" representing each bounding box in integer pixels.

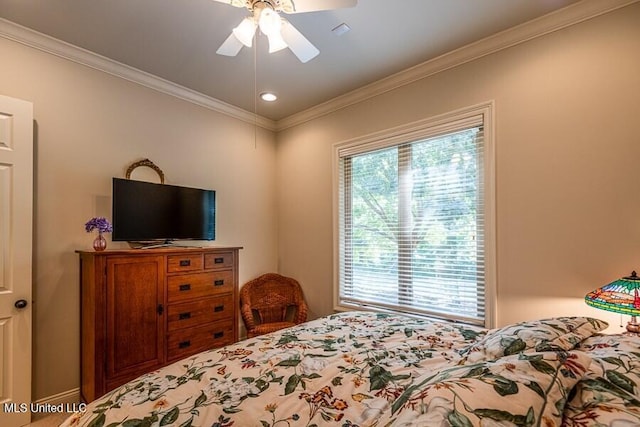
[{"left": 93, "top": 232, "right": 107, "bottom": 252}]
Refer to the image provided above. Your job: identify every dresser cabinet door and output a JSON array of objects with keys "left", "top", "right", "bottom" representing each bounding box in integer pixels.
[{"left": 105, "top": 255, "right": 165, "bottom": 387}]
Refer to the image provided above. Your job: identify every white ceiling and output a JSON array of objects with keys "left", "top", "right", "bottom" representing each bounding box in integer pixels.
[{"left": 0, "top": 0, "right": 582, "bottom": 121}]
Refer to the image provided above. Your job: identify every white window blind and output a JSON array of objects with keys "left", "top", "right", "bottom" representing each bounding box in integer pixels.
[{"left": 337, "top": 113, "right": 489, "bottom": 326}]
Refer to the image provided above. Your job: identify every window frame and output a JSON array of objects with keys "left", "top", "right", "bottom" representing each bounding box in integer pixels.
[{"left": 332, "top": 102, "right": 496, "bottom": 328}]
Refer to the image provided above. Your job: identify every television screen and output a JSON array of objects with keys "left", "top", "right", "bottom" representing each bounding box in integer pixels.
[{"left": 112, "top": 178, "right": 215, "bottom": 242}]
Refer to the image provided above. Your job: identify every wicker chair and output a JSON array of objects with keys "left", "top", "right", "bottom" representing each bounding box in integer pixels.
[{"left": 240, "top": 273, "right": 308, "bottom": 338}]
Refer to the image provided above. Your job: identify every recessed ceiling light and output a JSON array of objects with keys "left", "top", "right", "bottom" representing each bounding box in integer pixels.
[{"left": 260, "top": 92, "right": 278, "bottom": 102}]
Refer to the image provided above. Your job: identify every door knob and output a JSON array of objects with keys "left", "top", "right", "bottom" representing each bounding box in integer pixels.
[{"left": 14, "top": 299, "right": 28, "bottom": 309}]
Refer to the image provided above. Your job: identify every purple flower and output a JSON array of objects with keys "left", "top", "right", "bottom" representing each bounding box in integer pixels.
[{"left": 85, "top": 217, "right": 113, "bottom": 233}]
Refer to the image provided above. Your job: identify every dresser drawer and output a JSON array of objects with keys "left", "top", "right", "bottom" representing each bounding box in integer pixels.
[
  {"left": 167, "top": 294, "right": 234, "bottom": 332},
  {"left": 167, "top": 319, "right": 234, "bottom": 361},
  {"left": 204, "top": 252, "right": 234, "bottom": 270},
  {"left": 167, "top": 270, "right": 234, "bottom": 302},
  {"left": 167, "top": 254, "right": 204, "bottom": 273}
]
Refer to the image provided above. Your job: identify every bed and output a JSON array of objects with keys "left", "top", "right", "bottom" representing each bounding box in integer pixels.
[{"left": 60, "top": 311, "right": 640, "bottom": 427}]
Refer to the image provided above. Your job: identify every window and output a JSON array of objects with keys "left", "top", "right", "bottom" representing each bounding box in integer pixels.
[{"left": 334, "top": 104, "right": 495, "bottom": 327}]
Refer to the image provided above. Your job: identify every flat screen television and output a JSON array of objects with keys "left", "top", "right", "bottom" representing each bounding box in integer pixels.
[{"left": 112, "top": 178, "right": 215, "bottom": 243}]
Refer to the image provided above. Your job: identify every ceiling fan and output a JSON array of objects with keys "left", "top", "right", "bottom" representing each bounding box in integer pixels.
[{"left": 214, "top": 0, "right": 357, "bottom": 63}]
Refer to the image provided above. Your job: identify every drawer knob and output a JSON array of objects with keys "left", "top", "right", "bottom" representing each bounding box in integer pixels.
[
  {"left": 179, "top": 260, "right": 191, "bottom": 267},
  {"left": 179, "top": 340, "right": 191, "bottom": 349},
  {"left": 179, "top": 284, "right": 191, "bottom": 291},
  {"left": 214, "top": 257, "right": 224, "bottom": 264},
  {"left": 213, "top": 331, "right": 224, "bottom": 339},
  {"left": 214, "top": 305, "right": 224, "bottom": 312},
  {"left": 214, "top": 280, "right": 224, "bottom": 286},
  {"left": 179, "top": 312, "right": 191, "bottom": 320}
]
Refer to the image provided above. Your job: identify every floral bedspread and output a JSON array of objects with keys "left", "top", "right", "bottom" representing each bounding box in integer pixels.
[
  {"left": 563, "top": 333, "right": 640, "bottom": 426},
  {"left": 60, "top": 311, "right": 636, "bottom": 427}
]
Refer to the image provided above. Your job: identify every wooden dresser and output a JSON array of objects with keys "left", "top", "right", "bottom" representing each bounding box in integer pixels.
[{"left": 77, "top": 246, "right": 241, "bottom": 402}]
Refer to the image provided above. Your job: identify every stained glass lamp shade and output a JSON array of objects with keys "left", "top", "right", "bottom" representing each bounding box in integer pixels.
[{"left": 585, "top": 271, "right": 640, "bottom": 333}]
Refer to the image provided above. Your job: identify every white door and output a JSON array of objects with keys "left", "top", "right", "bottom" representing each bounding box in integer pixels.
[{"left": 0, "top": 95, "right": 34, "bottom": 427}]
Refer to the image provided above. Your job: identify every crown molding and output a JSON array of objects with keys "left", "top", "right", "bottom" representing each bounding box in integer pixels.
[
  {"left": 2, "top": 0, "right": 637, "bottom": 133},
  {"left": 276, "top": 0, "right": 639, "bottom": 131},
  {"left": 0, "top": 18, "right": 278, "bottom": 132}
]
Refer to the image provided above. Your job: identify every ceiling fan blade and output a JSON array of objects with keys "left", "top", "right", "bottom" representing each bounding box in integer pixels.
[
  {"left": 280, "top": 19, "right": 319, "bottom": 63},
  {"left": 210, "top": 0, "right": 248, "bottom": 8},
  {"left": 283, "top": 0, "right": 357, "bottom": 13},
  {"left": 216, "top": 33, "right": 244, "bottom": 56}
]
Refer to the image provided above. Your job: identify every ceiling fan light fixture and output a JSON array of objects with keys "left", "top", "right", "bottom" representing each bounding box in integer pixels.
[
  {"left": 258, "top": 8, "right": 281, "bottom": 37},
  {"left": 215, "top": 0, "right": 355, "bottom": 63},
  {"left": 267, "top": 31, "right": 288, "bottom": 53},
  {"left": 232, "top": 17, "right": 257, "bottom": 47}
]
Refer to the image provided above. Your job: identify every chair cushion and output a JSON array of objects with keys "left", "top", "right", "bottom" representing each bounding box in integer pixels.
[{"left": 251, "top": 322, "right": 296, "bottom": 336}]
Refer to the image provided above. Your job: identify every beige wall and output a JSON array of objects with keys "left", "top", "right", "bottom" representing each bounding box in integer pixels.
[
  {"left": 0, "top": 37, "right": 279, "bottom": 400},
  {"left": 276, "top": 4, "right": 640, "bottom": 330},
  {"left": 2, "top": 1, "right": 639, "bottom": 403}
]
